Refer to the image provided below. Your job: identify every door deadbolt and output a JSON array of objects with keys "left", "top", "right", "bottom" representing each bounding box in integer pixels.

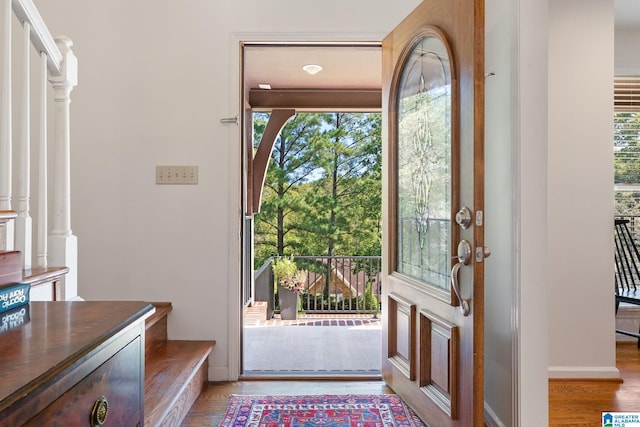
[{"left": 455, "top": 207, "right": 472, "bottom": 229}]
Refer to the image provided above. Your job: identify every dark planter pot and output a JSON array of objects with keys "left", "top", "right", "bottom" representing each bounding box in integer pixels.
[{"left": 278, "top": 284, "right": 298, "bottom": 320}]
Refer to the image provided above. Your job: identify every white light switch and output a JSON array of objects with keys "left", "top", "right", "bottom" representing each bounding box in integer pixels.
[{"left": 156, "top": 165, "right": 199, "bottom": 185}]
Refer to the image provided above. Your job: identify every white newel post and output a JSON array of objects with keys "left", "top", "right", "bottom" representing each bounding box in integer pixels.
[
  {"left": 48, "top": 37, "right": 78, "bottom": 300},
  {"left": 16, "top": 21, "right": 32, "bottom": 269},
  {"left": 0, "top": 0, "right": 14, "bottom": 250}
]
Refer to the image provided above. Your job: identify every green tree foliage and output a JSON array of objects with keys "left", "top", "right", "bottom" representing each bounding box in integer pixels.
[
  {"left": 253, "top": 113, "right": 323, "bottom": 265},
  {"left": 614, "top": 112, "right": 640, "bottom": 215},
  {"left": 358, "top": 282, "right": 379, "bottom": 311},
  {"left": 301, "top": 113, "right": 382, "bottom": 257},
  {"left": 615, "top": 112, "right": 640, "bottom": 184},
  {"left": 615, "top": 192, "right": 640, "bottom": 216},
  {"left": 253, "top": 112, "right": 382, "bottom": 268}
]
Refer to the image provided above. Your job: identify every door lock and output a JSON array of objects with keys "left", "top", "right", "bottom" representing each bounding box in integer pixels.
[
  {"left": 455, "top": 207, "right": 472, "bottom": 229},
  {"left": 476, "top": 246, "right": 492, "bottom": 262}
]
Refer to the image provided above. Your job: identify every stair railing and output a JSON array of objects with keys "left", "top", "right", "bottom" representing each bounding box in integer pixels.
[{"left": 0, "top": 0, "right": 78, "bottom": 299}]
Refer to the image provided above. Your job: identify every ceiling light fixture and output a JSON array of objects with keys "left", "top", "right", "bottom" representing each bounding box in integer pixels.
[
  {"left": 302, "top": 64, "right": 323, "bottom": 75},
  {"left": 258, "top": 83, "right": 271, "bottom": 90}
]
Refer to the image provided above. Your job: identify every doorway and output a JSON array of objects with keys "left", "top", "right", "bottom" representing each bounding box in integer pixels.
[{"left": 240, "top": 43, "right": 384, "bottom": 377}]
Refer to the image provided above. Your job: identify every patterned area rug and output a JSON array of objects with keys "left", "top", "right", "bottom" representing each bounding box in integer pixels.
[{"left": 218, "top": 394, "right": 427, "bottom": 427}]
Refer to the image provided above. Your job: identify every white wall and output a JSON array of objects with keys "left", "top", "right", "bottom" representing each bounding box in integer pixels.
[
  {"left": 517, "top": 0, "right": 551, "bottom": 424},
  {"left": 615, "top": 28, "right": 640, "bottom": 73},
  {"left": 547, "top": 0, "right": 618, "bottom": 378},
  {"left": 487, "top": 0, "right": 618, "bottom": 424},
  {"left": 484, "top": 0, "right": 516, "bottom": 425},
  {"left": 484, "top": 0, "right": 563, "bottom": 424},
  {"left": 32, "top": 0, "right": 420, "bottom": 381},
  {"left": 484, "top": 0, "right": 517, "bottom": 424}
]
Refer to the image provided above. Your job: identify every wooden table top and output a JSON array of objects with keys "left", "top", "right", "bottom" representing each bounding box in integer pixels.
[{"left": 0, "top": 301, "right": 154, "bottom": 411}]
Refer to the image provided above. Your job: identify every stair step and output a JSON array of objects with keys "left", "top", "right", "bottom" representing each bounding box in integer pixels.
[
  {"left": 0, "top": 210, "right": 17, "bottom": 224},
  {"left": 143, "top": 303, "right": 214, "bottom": 426},
  {"left": 144, "top": 340, "right": 215, "bottom": 427},
  {"left": 22, "top": 266, "right": 69, "bottom": 286},
  {"left": 0, "top": 251, "right": 22, "bottom": 286},
  {"left": 146, "top": 302, "right": 173, "bottom": 331},
  {"left": 145, "top": 302, "right": 172, "bottom": 355}
]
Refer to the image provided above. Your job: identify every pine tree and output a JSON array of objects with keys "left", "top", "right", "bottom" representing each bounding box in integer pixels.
[
  {"left": 253, "top": 112, "right": 382, "bottom": 271},
  {"left": 253, "top": 113, "right": 323, "bottom": 265}
]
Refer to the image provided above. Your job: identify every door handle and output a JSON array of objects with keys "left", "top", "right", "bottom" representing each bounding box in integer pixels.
[{"left": 451, "top": 240, "right": 471, "bottom": 316}]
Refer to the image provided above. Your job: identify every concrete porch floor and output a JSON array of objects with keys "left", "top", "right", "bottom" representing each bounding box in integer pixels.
[{"left": 242, "top": 302, "right": 382, "bottom": 377}]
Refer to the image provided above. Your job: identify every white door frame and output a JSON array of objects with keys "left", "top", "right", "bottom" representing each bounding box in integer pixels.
[{"left": 227, "top": 31, "right": 389, "bottom": 381}]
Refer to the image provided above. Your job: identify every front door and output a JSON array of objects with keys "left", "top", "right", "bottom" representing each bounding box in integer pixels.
[{"left": 382, "top": 1, "right": 484, "bottom": 426}]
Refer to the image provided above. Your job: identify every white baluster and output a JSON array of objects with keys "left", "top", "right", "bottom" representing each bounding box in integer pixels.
[
  {"left": 0, "top": 0, "right": 14, "bottom": 250},
  {"left": 16, "top": 21, "right": 32, "bottom": 269},
  {"left": 48, "top": 37, "right": 78, "bottom": 300},
  {"left": 37, "top": 51, "right": 48, "bottom": 269}
]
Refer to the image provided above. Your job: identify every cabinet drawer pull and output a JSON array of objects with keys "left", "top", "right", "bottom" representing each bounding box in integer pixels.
[{"left": 90, "top": 396, "right": 109, "bottom": 426}]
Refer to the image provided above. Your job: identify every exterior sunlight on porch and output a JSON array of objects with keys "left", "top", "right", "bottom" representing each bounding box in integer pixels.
[
  {"left": 243, "top": 304, "right": 382, "bottom": 377},
  {"left": 243, "top": 256, "right": 383, "bottom": 376}
]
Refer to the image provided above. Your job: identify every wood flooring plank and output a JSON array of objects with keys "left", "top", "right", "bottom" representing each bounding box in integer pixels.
[
  {"left": 181, "top": 343, "right": 640, "bottom": 426},
  {"left": 549, "top": 342, "right": 640, "bottom": 426}
]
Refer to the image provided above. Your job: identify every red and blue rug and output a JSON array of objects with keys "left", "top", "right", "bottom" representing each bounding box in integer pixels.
[{"left": 218, "top": 394, "right": 427, "bottom": 427}]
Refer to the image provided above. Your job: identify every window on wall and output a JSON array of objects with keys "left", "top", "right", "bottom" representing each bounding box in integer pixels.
[{"left": 614, "top": 75, "right": 640, "bottom": 215}]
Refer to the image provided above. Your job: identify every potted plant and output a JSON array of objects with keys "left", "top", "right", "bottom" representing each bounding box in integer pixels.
[{"left": 272, "top": 256, "right": 305, "bottom": 320}]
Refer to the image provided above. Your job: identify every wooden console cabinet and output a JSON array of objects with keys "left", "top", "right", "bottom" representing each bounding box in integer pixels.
[{"left": 0, "top": 301, "right": 154, "bottom": 426}]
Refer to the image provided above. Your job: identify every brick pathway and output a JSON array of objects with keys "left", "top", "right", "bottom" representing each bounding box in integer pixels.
[
  {"left": 243, "top": 301, "right": 380, "bottom": 327},
  {"left": 260, "top": 317, "right": 380, "bottom": 327}
]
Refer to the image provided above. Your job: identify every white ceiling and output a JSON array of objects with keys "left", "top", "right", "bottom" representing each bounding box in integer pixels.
[
  {"left": 244, "top": 3, "right": 638, "bottom": 93},
  {"left": 616, "top": 0, "right": 640, "bottom": 29},
  {"left": 243, "top": 44, "right": 381, "bottom": 92}
]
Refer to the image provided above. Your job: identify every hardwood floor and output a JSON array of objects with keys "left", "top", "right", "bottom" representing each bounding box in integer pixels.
[
  {"left": 549, "top": 342, "right": 640, "bottom": 426},
  {"left": 180, "top": 342, "right": 640, "bottom": 426}
]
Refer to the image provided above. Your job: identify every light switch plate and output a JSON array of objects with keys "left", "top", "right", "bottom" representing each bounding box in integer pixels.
[{"left": 156, "top": 165, "right": 199, "bottom": 185}]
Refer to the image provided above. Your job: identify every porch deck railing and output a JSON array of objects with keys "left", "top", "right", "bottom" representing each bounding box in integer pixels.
[
  {"left": 255, "top": 255, "right": 382, "bottom": 317},
  {"left": 616, "top": 215, "right": 640, "bottom": 245}
]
